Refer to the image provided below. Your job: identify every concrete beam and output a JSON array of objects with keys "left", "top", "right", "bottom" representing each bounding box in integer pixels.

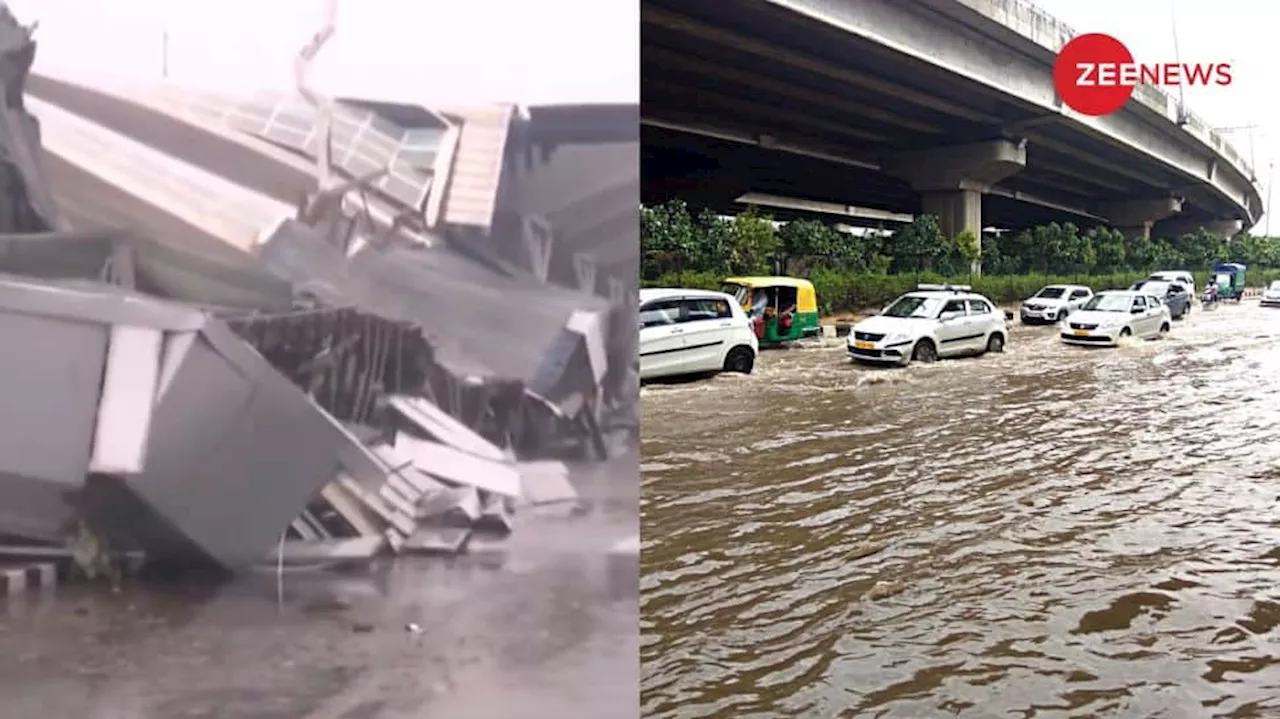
[
  {"left": 759, "top": 0, "right": 1261, "bottom": 225},
  {"left": 1153, "top": 218, "right": 1243, "bottom": 240},
  {"left": 644, "top": 46, "right": 945, "bottom": 136},
  {"left": 883, "top": 138, "right": 1026, "bottom": 192},
  {"left": 1094, "top": 198, "right": 1184, "bottom": 230}
]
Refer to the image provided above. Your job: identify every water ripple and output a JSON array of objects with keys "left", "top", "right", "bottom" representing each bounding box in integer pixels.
[{"left": 642, "top": 303, "right": 1280, "bottom": 718}]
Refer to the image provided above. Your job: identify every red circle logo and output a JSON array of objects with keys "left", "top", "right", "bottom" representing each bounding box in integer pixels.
[{"left": 1053, "top": 33, "right": 1135, "bottom": 116}]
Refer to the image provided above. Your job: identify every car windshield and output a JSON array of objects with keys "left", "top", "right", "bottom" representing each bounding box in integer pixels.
[
  {"left": 882, "top": 295, "right": 944, "bottom": 318},
  {"left": 1270, "top": 281, "right": 1280, "bottom": 291},
  {"left": 1082, "top": 293, "right": 1132, "bottom": 312},
  {"left": 1034, "top": 286, "right": 1066, "bottom": 299},
  {"left": 1133, "top": 280, "right": 1170, "bottom": 296}
]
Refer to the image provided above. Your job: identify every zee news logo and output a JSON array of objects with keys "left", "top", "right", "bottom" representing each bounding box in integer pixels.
[{"left": 1053, "top": 33, "right": 1232, "bottom": 117}]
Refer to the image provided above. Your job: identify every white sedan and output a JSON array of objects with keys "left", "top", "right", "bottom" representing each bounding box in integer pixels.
[
  {"left": 1019, "top": 284, "right": 1093, "bottom": 324},
  {"left": 639, "top": 288, "right": 759, "bottom": 380},
  {"left": 847, "top": 284, "right": 1008, "bottom": 365},
  {"left": 1060, "top": 290, "right": 1171, "bottom": 347},
  {"left": 1261, "top": 280, "right": 1280, "bottom": 307}
]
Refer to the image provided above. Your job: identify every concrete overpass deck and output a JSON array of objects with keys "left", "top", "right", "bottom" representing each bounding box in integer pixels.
[{"left": 642, "top": 0, "right": 1262, "bottom": 239}]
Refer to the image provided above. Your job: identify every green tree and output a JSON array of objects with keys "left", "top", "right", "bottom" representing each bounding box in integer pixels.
[
  {"left": 1147, "top": 238, "right": 1184, "bottom": 269},
  {"left": 888, "top": 214, "right": 946, "bottom": 273},
  {"left": 692, "top": 208, "right": 732, "bottom": 273},
  {"left": 1028, "top": 222, "right": 1066, "bottom": 274},
  {"left": 724, "top": 206, "right": 779, "bottom": 275},
  {"left": 1089, "top": 226, "right": 1126, "bottom": 273},
  {"left": 954, "top": 229, "right": 981, "bottom": 276},
  {"left": 639, "top": 200, "right": 698, "bottom": 278},
  {"left": 1170, "top": 227, "right": 1221, "bottom": 269},
  {"left": 776, "top": 219, "right": 859, "bottom": 274}
]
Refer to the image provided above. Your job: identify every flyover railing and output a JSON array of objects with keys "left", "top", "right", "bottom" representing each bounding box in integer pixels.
[{"left": 962, "top": 0, "right": 1256, "bottom": 183}]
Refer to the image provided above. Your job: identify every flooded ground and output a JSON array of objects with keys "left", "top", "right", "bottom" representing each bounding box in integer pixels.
[
  {"left": 0, "top": 459, "right": 639, "bottom": 719},
  {"left": 641, "top": 301, "right": 1280, "bottom": 718}
]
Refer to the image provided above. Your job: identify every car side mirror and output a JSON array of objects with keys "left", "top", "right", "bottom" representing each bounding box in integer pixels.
[{"left": 939, "top": 310, "right": 962, "bottom": 322}]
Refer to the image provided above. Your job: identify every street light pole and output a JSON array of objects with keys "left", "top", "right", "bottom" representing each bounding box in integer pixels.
[
  {"left": 1267, "top": 162, "right": 1274, "bottom": 236},
  {"left": 160, "top": 29, "right": 169, "bottom": 79}
]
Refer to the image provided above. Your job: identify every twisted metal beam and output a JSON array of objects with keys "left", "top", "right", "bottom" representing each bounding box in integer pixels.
[{"left": 293, "top": 0, "right": 339, "bottom": 216}]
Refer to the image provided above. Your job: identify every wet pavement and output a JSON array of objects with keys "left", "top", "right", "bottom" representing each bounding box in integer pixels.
[
  {"left": 0, "top": 459, "right": 639, "bottom": 719},
  {"left": 640, "top": 301, "right": 1280, "bottom": 718}
]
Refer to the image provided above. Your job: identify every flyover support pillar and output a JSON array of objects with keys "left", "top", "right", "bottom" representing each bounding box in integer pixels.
[
  {"left": 884, "top": 139, "right": 1027, "bottom": 277},
  {"left": 921, "top": 189, "right": 981, "bottom": 241},
  {"left": 1095, "top": 198, "right": 1184, "bottom": 242}
]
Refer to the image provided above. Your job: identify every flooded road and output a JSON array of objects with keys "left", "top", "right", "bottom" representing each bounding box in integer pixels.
[
  {"left": 0, "top": 459, "right": 639, "bottom": 719},
  {"left": 641, "top": 302, "right": 1280, "bottom": 718}
]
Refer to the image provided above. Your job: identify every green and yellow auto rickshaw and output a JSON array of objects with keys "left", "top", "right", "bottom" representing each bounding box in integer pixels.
[
  {"left": 722, "top": 276, "right": 821, "bottom": 347},
  {"left": 1210, "top": 262, "right": 1247, "bottom": 302}
]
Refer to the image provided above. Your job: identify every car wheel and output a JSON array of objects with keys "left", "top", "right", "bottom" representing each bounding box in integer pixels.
[
  {"left": 1159, "top": 322, "right": 1171, "bottom": 335},
  {"left": 985, "top": 333, "right": 1005, "bottom": 354},
  {"left": 723, "top": 346, "right": 755, "bottom": 374},
  {"left": 911, "top": 339, "right": 938, "bottom": 363},
  {"left": 1119, "top": 327, "right": 1132, "bottom": 339}
]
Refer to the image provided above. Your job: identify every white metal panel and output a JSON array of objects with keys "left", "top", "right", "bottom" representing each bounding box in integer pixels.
[{"left": 89, "top": 324, "right": 164, "bottom": 474}]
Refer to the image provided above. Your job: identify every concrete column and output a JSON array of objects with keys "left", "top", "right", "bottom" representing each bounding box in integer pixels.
[
  {"left": 921, "top": 189, "right": 981, "bottom": 239},
  {"left": 884, "top": 139, "right": 1026, "bottom": 278},
  {"left": 1118, "top": 221, "right": 1155, "bottom": 242},
  {"left": 1096, "top": 198, "right": 1183, "bottom": 241}
]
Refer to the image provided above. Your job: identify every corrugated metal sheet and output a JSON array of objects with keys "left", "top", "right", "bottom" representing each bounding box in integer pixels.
[{"left": 440, "top": 104, "right": 515, "bottom": 230}]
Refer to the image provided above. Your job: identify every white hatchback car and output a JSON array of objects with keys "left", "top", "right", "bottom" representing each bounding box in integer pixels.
[
  {"left": 1060, "top": 290, "right": 1171, "bottom": 347},
  {"left": 847, "top": 284, "right": 1008, "bottom": 365},
  {"left": 1020, "top": 284, "right": 1093, "bottom": 324},
  {"left": 639, "top": 288, "right": 758, "bottom": 380},
  {"left": 1261, "top": 280, "right": 1280, "bottom": 307}
]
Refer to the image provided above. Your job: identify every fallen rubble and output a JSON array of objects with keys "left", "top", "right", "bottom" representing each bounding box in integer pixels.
[{"left": 0, "top": 5, "right": 626, "bottom": 581}]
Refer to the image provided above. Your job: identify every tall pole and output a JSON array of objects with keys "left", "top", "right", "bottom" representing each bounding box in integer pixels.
[
  {"left": 160, "top": 29, "right": 169, "bottom": 79},
  {"left": 1169, "top": 0, "right": 1188, "bottom": 121},
  {"left": 1267, "top": 162, "right": 1274, "bottom": 236}
]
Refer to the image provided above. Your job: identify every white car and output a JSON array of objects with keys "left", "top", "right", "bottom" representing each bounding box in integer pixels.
[
  {"left": 1060, "top": 290, "right": 1171, "bottom": 347},
  {"left": 1147, "top": 271, "right": 1195, "bottom": 314},
  {"left": 1020, "top": 284, "right": 1093, "bottom": 324},
  {"left": 1261, "top": 280, "right": 1280, "bottom": 307},
  {"left": 1148, "top": 270, "right": 1196, "bottom": 290},
  {"left": 639, "top": 288, "right": 758, "bottom": 380},
  {"left": 847, "top": 284, "right": 1008, "bottom": 365}
]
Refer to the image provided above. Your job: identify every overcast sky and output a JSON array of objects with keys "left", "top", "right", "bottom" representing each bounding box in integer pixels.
[
  {"left": 6, "top": 0, "right": 639, "bottom": 105},
  {"left": 1034, "top": 0, "right": 1275, "bottom": 229}
]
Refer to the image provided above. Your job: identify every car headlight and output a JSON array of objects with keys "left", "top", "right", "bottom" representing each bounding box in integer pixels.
[{"left": 884, "top": 332, "right": 910, "bottom": 344}]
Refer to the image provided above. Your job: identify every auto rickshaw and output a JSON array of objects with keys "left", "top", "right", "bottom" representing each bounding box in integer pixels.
[
  {"left": 1211, "top": 262, "right": 1247, "bottom": 302},
  {"left": 722, "top": 276, "right": 821, "bottom": 347}
]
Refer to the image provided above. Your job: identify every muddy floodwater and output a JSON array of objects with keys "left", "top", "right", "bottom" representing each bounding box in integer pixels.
[
  {"left": 0, "top": 459, "right": 638, "bottom": 719},
  {"left": 641, "top": 302, "right": 1280, "bottom": 718}
]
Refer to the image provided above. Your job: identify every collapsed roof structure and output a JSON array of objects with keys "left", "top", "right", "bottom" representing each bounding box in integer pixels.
[{"left": 0, "top": 2, "right": 638, "bottom": 572}]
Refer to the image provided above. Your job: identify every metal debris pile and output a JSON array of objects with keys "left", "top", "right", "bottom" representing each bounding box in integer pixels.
[
  {"left": 0, "top": 5, "right": 633, "bottom": 581},
  {"left": 276, "top": 395, "right": 580, "bottom": 564}
]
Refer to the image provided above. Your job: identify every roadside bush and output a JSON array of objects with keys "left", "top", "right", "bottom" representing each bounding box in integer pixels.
[
  {"left": 643, "top": 268, "right": 1280, "bottom": 315},
  {"left": 639, "top": 200, "right": 1280, "bottom": 314}
]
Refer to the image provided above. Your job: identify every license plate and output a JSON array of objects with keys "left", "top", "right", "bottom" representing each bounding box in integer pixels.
[
  {"left": 854, "top": 341, "right": 873, "bottom": 349},
  {"left": 1072, "top": 329, "right": 1088, "bottom": 337}
]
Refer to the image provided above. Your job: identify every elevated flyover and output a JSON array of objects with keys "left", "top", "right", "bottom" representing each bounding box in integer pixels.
[{"left": 642, "top": 0, "right": 1263, "bottom": 240}]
